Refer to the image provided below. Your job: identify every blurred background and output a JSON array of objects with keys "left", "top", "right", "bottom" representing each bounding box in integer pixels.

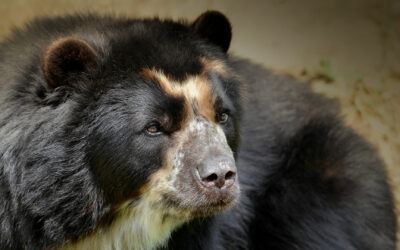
[{"left": 0, "top": 0, "right": 399, "bottom": 245}]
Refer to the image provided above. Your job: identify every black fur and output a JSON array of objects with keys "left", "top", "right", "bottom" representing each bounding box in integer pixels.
[
  {"left": 191, "top": 11, "right": 232, "bottom": 53},
  {"left": 0, "top": 12, "right": 396, "bottom": 250}
]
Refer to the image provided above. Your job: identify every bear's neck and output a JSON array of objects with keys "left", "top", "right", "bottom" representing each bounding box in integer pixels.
[{"left": 58, "top": 195, "right": 188, "bottom": 250}]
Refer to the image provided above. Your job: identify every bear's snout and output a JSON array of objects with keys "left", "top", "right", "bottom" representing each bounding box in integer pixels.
[{"left": 195, "top": 155, "right": 236, "bottom": 189}]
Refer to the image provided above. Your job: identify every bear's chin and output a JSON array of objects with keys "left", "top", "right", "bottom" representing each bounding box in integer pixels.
[{"left": 162, "top": 185, "right": 240, "bottom": 218}]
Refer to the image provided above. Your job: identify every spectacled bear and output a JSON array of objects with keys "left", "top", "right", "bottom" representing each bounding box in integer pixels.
[{"left": 0, "top": 11, "right": 396, "bottom": 250}]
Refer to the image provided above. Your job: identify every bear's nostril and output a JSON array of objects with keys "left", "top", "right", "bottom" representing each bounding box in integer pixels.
[
  {"left": 205, "top": 173, "right": 219, "bottom": 182},
  {"left": 225, "top": 171, "right": 235, "bottom": 180}
]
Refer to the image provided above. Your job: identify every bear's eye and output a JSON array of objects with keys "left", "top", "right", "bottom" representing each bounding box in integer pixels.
[
  {"left": 218, "top": 112, "right": 229, "bottom": 124},
  {"left": 145, "top": 122, "right": 163, "bottom": 136}
]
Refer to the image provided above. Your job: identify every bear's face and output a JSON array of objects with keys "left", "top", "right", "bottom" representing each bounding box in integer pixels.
[
  {"left": 84, "top": 57, "right": 241, "bottom": 217},
  {"left": 39, "top": 12, "right": 240, "bottom": 245}
]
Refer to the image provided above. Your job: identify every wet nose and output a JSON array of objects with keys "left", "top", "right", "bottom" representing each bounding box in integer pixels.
[{"left": 196, "top": 155, "right": 237, "bottom": 189}]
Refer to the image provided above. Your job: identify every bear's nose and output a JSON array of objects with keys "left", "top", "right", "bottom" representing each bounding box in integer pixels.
[{"left": 196, "top": 155, "right": 236, "bottom": 189}]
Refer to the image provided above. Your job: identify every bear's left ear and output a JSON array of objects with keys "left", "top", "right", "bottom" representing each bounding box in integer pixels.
[
  {"left": 42, "top": 37, "right": 98, "bottom": 88},
  {"left": 191, "top": 11, "right": 232, "bottom": 53}
]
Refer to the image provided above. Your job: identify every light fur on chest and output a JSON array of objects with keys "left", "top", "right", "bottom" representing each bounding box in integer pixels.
[{"left": 58, "top": 193, "right": 188, "bottom": 250}]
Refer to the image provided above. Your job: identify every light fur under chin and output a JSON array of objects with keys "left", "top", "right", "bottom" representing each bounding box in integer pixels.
[
  {"left": 58, "top": 132, "right": 192, "bottom": 250},
  {"left": 58, "top": 194, "right": 190, "bottom": 250}
]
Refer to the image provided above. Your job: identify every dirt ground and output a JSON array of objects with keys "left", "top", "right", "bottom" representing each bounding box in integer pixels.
[{"left": 0, "top": 0, "right": 399, "bottom": 246}]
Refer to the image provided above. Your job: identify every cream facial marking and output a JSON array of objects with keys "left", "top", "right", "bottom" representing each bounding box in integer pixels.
[
  {"left": 199, "top": 57, "right": 228, "bottom": 76},
  {"left": 187, "top": 118, "right": 229, "bottom": 149},
  {"left": 200, "top": 57, "right": 232, "bottom": 76},
  {"left": 141, "top": 68, "right": 216, "bottom": 122},
  {"left": 200, "top": 57, "right": 241, "bottom": 80}
]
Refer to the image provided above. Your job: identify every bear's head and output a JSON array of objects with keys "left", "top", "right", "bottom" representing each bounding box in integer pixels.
[{"left": 39, "top": 11, "right": 241, "bottom": 249}]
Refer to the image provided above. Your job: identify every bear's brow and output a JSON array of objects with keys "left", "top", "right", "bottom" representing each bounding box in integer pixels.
[{"left": 140, "top": 68, "right": 217, "bottom": 123}]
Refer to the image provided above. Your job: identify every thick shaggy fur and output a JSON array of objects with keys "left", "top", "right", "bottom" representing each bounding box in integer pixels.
[{"left": 0, "top": 12, "right": 396, "bottom": 250}]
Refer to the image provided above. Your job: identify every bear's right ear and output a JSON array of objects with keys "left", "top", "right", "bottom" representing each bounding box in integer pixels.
[
  {"left": 191, "top": 11, "right": 232, "bottom": 53},
  {"left": 42, "top": 37, "right": 98, "bottom": 88}
]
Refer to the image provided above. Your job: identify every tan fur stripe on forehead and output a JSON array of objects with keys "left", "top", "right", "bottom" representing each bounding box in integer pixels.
[
  {"left": 200, "top": 57, "right": 228, "bottom": 76},
  {"left": 141, "top": 68, "right": 216, "bottom": 122}
]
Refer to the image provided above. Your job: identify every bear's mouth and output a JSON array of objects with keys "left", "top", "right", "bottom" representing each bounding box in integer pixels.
[{"left": 161, "top": 182, "right": 240, "bottom": 217}]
